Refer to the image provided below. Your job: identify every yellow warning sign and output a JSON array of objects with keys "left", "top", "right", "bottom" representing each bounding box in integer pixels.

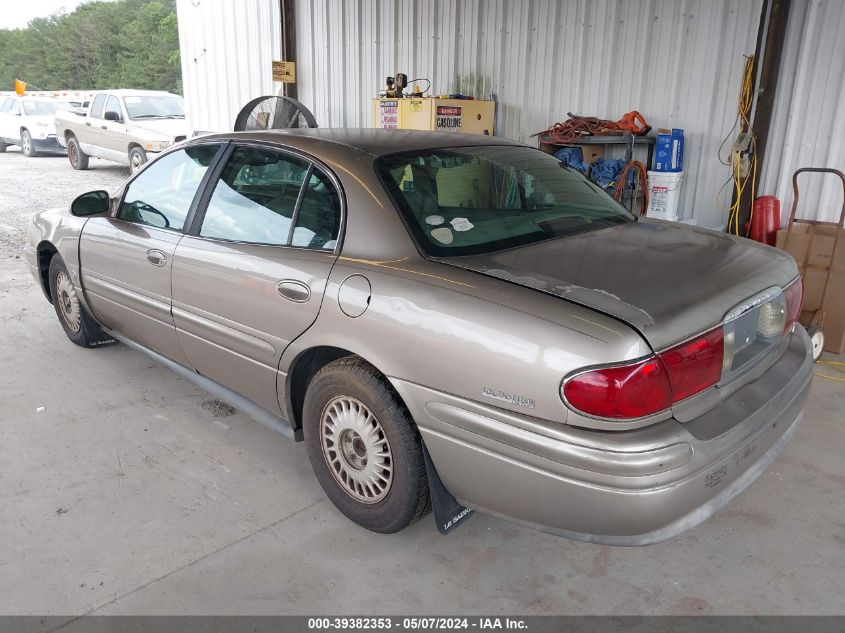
[{"left": 272, "top": 61, "right": 296, "bottom": 83}]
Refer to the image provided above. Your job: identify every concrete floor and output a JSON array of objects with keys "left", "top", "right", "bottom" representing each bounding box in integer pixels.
[{"left": 1, "top": 151, "right": 844, "bottom": 615}]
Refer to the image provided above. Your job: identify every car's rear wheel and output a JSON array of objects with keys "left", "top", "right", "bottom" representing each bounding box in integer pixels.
[
  {"left": 67, "top": 136, "right": 89, "bottom": 170},
  {"left": 21, "top": 129, "right": 36, "bottom": 157},
  {"left": 48, "top": 255, "right": 115, "bottom": 348},
  {"left": 129, "top": 146, "right": 148, "bottom": 174},
  {"left": 303, "top": 356, "right": 431, "bottom": 533}
]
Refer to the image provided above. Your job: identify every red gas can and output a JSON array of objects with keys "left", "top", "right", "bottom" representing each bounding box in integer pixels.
[{"left": 750, "top": 196, "right": 781, "bottom": 246}]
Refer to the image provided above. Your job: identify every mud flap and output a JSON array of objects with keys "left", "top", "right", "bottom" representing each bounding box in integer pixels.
[{"left": 422, "top": 442, "right": 474, "bottom": 534}]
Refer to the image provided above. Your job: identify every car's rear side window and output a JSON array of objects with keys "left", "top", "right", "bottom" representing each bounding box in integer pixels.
[
  {"left": 199, "top": 146, "right": 341, "bottom": 250},
  {"left": 90, "top": 94, "right": 107, "bottom": 119},
  {"left": 376, "top": 145, "right": 635, "bottom": 257},
  {"left": 117, "top": 145, "right": 221, "bottom": 231}
]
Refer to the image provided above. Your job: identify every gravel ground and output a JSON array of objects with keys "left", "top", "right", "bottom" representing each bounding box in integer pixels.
[{"left": 0, "top": 147, "right": 128, "bottom": 254}]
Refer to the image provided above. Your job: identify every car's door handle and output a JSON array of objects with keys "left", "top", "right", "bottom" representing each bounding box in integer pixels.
[
  {"left": 100, "top": 125, "right": 108, "bottom": 130},
  {"left": 276, "top": 280, "right": 311, "bottom": 303},
  {"left": 85, "top": 122, "right": 91, "bottom": 126},
  {"left": 146, "top": 249, "right": 167, "bottom": 267}
]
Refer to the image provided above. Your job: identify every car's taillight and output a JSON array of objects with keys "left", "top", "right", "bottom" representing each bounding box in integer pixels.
[
  {"left": 659, "top": 327, "right": 724, "bottom": 402},
  {"left": 783, "top": 277, "right": 803, "bottom": 332},
  {"left": 562, "top": 357, "right": 672, "bottom": 419},
  {"left": 562, "top": 327, "right": 725, "bottom": 420}
]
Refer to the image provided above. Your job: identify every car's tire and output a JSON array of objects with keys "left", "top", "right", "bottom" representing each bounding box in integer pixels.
[
  {"left": 0, "top": 138, "right": 7, "bottom": 153},
  {"left": 21, "top": 129, "right": 37, "bottom": 157},
  {"left": 47, "top": 255, "right": 116, "bottom": 348},
  {"left": 303, "top": 356, "right": 431, "bottom": 533},
  {"left": 67, "top": 136, "right": 89, "bottom": 170},
  {"left": 129, "top": 146, "right": 148, "bottom": 174}
]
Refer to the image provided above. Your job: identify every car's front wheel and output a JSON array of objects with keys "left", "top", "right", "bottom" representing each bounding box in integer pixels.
[
  {"left": 303, "top": 357, "right": 431, "bottom": 533},
  {"left": 129, "top": 146, "right": 148, "bottom": 174},
  {"left": 48, "top": 255, "right": 115, "bottom": 348},
  {"left": 21, "top": 129, "right": 36, "bottom": 157}
]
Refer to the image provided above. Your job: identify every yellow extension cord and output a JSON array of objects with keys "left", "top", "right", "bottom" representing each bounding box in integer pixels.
[
  {"left": 717, "top": 55, "right": 758, "bottom": 235},
  {"left": 814, "top": 360, "right": 845, "bottom": 383}
]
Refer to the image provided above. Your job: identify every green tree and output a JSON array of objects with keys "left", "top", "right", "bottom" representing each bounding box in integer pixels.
[{"left": 0, "top": 0, "right": 181, "bottom": 93}]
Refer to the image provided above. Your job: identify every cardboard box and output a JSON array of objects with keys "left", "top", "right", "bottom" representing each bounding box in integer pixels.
[
  {"left": 776, "top": 225, "right": 845, "bottom": 271},
  {"left": 778, "top": 225, "right": 845, "bottom": 354},
  {"left": 799, "top": 265, "right": 829, "bottom": 313}
]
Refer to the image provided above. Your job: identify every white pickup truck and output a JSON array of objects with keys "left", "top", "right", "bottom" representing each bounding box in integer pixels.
[{"left": 55, "top": 90, "right": 191, "bottom": 173}]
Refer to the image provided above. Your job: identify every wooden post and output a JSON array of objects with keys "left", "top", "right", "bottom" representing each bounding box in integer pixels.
[
  {"left": 735, "top": 0, "right": 792, "bottom": 234},
  {"left": 280, "top": 0, "right": 297, "bottom": 100}
]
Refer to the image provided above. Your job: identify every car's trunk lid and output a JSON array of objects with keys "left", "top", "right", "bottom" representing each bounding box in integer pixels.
[{"left": 435, "top": 219, "right": 798, "bottom": 350}]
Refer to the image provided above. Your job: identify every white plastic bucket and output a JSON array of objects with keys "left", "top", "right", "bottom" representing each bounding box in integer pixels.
[{"left": 646, "top": 171, "right": 684, "bottom": 220}]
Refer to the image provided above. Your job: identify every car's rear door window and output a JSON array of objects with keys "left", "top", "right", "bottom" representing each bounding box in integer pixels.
[
  {"left": 376, "top": 145, "right": 635, "bottom": 257},
  {"left": 90, "top": 94, "right": 106, "bottom": 119},
  {"left": 291, "top": 170, "right": 342, "bottom": 250},
  {"left": 199, "top": 147, "right": 337, "bottom": 248},
  {"left": 116, "top": 145, "right": 221, "bottom": 231}
]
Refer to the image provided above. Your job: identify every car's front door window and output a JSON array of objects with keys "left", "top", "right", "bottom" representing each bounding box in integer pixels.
[
  {"left": 117, "top": 145, "right": 220, "bottom": 231},
  {"left": 199, "top": 147, "right": 309, "bottom": 245}
]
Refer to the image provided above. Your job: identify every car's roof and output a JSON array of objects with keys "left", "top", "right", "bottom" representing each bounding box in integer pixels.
[
  {"left": 95, "top": 90, "right": 180, "bottom": 97},
  {"left": 198, "top": 128, "right": 525, "bottom": 158}
]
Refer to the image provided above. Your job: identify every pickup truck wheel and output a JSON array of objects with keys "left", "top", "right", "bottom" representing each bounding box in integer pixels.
[
  {"left": 21, "top": 129, "right": 36, "bottom": 157},
  {"left": 67, "top": 137, "right": 89, "bottom": 170},
  {"left": 303, "top": 357, "right": 431, "bottom": 533},
  {"left": 129, "top": 147, "right": 148, "bottom": 174},
  {"left": 48, "top": 255, "right": 116, "bottom": 348}
]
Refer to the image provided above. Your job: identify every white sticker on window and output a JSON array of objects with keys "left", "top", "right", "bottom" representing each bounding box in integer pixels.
[
  {"left": 450, "top": 217, "right": 474, "bottom": 232},
  {"left": 431, "top": 227, "right": 454, "bottom": 244},
  {"left": 425, "top": 214, "right": 445, "bottom": 226}
]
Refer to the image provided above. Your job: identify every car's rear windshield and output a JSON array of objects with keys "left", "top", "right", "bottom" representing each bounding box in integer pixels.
[{"left": 376, "top": 145, "right": 635, "bottom": 257}]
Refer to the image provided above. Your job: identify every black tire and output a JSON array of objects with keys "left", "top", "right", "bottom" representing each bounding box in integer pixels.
[
  {"left": 21, "top": 129, "right": 37, "bottom": 157},
  {"left": 67, "top": 136, "right": 89, "bottom": 170},
  {"left": 303, "top": 356, "right": 431, "bottom": 533},
  {"left": 0, "top": 138, "right": 7, "bottom": 153},
  {"left": 129, "top": 146, "right": 148, "bottom": 174},
  {"left": 48, "top": 255, "right": 116, "bottom": 348}
]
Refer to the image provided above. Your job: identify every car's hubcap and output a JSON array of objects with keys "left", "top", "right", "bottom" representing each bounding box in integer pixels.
[
  {"left": 131, "top": 153, "right": 142, "bottom": 172},
  {"left": 320, "top": 396, "right": 392, "bottom": 503},
  {"left": 56, "top": 271, "right": 81, "bottom": 333},
  {"left": 23, "top": 134, "right": 31, "bottom": 153},
  {"left": 69, "top": 143, "right": 77, "bottom": 165}
]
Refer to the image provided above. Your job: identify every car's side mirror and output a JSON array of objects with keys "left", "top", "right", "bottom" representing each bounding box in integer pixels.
[
  {"left": 104, "top": 111, "right": 122, "bottom": 122},
  {"left": 71, "top": 190, "right": 110, "bottom": 217}
]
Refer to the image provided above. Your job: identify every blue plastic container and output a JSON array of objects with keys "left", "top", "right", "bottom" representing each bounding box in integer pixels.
[{"left": 653, "top": 128, "right": 684, "bottom": 172}]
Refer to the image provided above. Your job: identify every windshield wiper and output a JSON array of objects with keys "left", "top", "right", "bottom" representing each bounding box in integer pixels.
[{"left": 131, "top": 114, "right": 167, "bottom": 119}]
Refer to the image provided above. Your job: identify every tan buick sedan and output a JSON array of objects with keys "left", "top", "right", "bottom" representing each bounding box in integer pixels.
[{"left": 24, "top": 129, "right": 812, "bottom": 544}]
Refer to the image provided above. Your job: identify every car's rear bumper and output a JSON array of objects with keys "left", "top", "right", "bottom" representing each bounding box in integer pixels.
[
  {"left": 32, "top": 135, "right": 65, "bottom": 154},
  {"left": 391, "top": 326, "right": 812, "bottom": 545}
]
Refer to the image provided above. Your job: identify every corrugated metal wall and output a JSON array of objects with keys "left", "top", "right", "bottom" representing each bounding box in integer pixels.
[
  {"left": 295, "top": 0, "right": 764, "bottom": 228},
  {"left": 176, "top": 0, "right": 769, "bottom": 228},
  {"left": 760, "top": 0, "right": 845, "bottom": 223},
  {"left": 177, "top": 0, "right": 282, "bottom": 133}
]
